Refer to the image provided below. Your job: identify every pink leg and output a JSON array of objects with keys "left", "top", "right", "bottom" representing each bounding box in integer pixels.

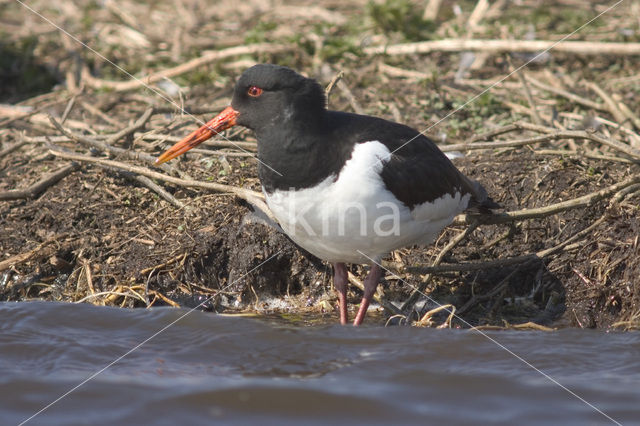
[
  {"left": 332, "top": 262, "right": 348, "bottom": 325},
  {"left": 353, "top": 264, "right": 382, "bottom": 326}
]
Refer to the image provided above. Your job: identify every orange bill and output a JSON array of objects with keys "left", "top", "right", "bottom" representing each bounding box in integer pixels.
[{"left": 156, "top": 106, "right": 239, "bottom": 164}]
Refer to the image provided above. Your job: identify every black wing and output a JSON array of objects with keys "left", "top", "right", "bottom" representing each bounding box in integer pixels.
[{"left": 328, "top": 111, "right": 497, "bottom": 210}]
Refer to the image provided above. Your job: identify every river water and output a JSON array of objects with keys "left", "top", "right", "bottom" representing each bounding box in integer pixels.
[{"left": 1, "top": 302, "right": 638, "bottom": 425}]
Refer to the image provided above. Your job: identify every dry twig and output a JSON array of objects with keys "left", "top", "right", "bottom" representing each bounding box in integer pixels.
[
  {"left": 0, "top": 236, "right": 67, "bottom": 272},
  {"left": 415, "top": 304, "right": 456, "bottom": 328},
  {"left": 82, "top": 43, "right": 290, "bottom": 92},
  {"left": 511, "top": 66, "right": 543, "bottom": 125},
  {"left": 444, "top": 121, "right": 640, "bottom": 159},
  {"left": 470, "top": 321, "right": 555, "bottom": 331},
  {"left": 525, "top": 75, "right": 604, "bottom": 111},
  {"left": 48, "top": 149, "right": 274, "bottom": 221},
  {"left": 423, "top": 0, "right": 443, "bottom": 20},
  {"left": 410, "top": 214, "right": 609, "bottom": 275},
  {"left": 324, "top": 70, "right": 344, "bottom": 102},
  {"left": 130, "top": 174, "right": 184, "bottom": 208},
  {"left": 454, "top": 174, "right": 640, "bottom": 226},
  {"left": 364, "top": 39, "right": 640, "bottom": 56},
  {"left": 401, "top": 223, "right": 478, "bottom": 312},
  {"left": 0, "top": 140, "right": 27, "bottom": 159},
  {"left": 347, "top": 271, "right": 403, "bottom": 316},
  {"left": 0, "top": 163, "right": 79, "bottom": 201},
  {"left": 48, "top": 111, "right": 156, "bottom": 163},
  {"left": 586, "top": 81, "right": 629, "bottom": 125}
]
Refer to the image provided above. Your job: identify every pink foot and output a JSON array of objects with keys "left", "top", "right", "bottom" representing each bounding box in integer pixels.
[
  {"left": 332, "top": 263, "right": 348, "bottom": 325},
  {"left": 353, "top": 264, "right": 382, "bottom": 326}
]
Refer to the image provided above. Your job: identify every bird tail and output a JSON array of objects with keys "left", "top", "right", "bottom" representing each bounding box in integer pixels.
[{"left": 464, "top": 178, "right": 500, "bottom": 213}]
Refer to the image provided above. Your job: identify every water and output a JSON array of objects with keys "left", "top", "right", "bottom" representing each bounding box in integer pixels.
[{"left": 0, "top": 302, "right": 638, "bottom": 426}]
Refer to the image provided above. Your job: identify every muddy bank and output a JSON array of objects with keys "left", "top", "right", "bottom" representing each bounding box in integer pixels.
[
  {"left": 1, "top": 0, "right": 639, "bottom": 329},
  {"left": 2, "top": 143, "right": 638, "bottom": 329}
]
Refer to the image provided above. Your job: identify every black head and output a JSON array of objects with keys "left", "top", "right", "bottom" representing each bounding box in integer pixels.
[
  {"left": 156, "top": 64, "right": 328, "bottom": 167},
  {"left": 231, "top": 64, "right": 326, "bottom": 134}
]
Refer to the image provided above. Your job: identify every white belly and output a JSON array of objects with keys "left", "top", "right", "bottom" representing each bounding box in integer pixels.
[{"left": 264, "top": 142, "right": 470, "bottom": 264}]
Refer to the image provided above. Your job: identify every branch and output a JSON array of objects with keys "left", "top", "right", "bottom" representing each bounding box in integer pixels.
[
  {"left": 0, "top": 163, "right": 79, "bottom": 201},
  {"left": 423, "top": 0, "right": 443, "bottom": 20},
  {"left": 516, "top": 121, "right": 640, "bottom": 158},
  {"left": 407, "top": 214, "right": 608, "bottom": 276},
  {"left": 21, "top": 133, "right": 259, "bottom": 152},
  {"left": 104, "top": 107, "right": 154, "bottom": 145},
  {"left": 47, "top": 112, "right": 189, "bottom": 181},
  {"left": 129, "top": 174, "right": 184, "bottom": 208},
  {"left": 512, "top": 66, "right": 543, "bottom": 125},
  {"left": 469, "top": 123, "right": 520, "bottom": 142},
  {"left": 48, "top": 114, "right": 152, "bottom": 163},
  {"left": 82, "top": 44, "right": 290, "bottom": 92},
  {"left": 0, "top": 140, "right": 27, "bottom": 159},
  {"left": 364, "top": 39, "right": 640, "bottom": 56},
  {"left": 525, "top": 75, "right": 604, "bottom": 111},
  {"left": 324, "top": 70, "right": 344, "bottom": 103},
  {"left": 0, "top": 237, "right": 64, "bottom": 272},
  {"left": 454, "top": 173, "right": 639, "bottom": 226},
  {"left": 48, "top": 149, "right": 274, "bottom": 221},
  {"left": 585, "top": 81, "right": 628, "bottom": 125},
  {"left": 532, "top": 149, "right": 636, "bottom": 164},
  {"left": 441, "top": 122, "right": 640, "bottom": 159},
  {"left": 401, "top": 223, "right": 478, "bottom": 312}
]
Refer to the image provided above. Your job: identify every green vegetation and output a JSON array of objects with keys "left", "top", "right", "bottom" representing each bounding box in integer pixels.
[
  {"left": 317, "top": 26, "right": 363, "bottom": 61},
  {"left": 367, "top": 0, "right": 436, "bottom": 41},
  {"left": 446, "top": 92, "right": 506, "bottom": 134},
  {"left": 244, "top": 21, "right": 279, "bottom": 44},
  {"left": 497, "top": 4, "right": 605, "bottom": 38}
]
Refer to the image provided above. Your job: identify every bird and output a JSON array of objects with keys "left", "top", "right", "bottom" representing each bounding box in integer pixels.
[{"left": 156, "top": 64, "right": 498, "bottom": 326}]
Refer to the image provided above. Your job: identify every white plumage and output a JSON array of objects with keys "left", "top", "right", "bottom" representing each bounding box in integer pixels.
[{"left": 265, "top": 141, "right": 470, "bottom": 264}]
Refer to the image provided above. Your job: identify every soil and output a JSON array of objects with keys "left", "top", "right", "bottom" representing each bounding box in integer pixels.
[{"left": 1, "top": 0, "right": 639, "bottom": 329}]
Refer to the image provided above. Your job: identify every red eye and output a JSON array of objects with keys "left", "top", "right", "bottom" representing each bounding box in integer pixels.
[{"left": 247, "top": 86, "right": 263, "bottom": 97}]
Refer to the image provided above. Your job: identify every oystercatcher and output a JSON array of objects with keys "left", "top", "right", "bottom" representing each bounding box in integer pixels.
[{"left": 157, "top": 64, "right": 497, "bottom": 325}]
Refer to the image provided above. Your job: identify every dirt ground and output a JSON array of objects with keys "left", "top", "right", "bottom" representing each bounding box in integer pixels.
[{"left": 1, "top": 0, "right": 639, "bottom": 329}]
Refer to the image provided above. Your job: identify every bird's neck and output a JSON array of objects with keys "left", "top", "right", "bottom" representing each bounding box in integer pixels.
[{"left": 256, "top": 112, "right": 350, "bottom": 193}]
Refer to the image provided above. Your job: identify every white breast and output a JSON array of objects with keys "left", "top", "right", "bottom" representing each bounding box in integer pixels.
[{"left": 264, "top": 141, "right": 470, "bottom": 264}]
